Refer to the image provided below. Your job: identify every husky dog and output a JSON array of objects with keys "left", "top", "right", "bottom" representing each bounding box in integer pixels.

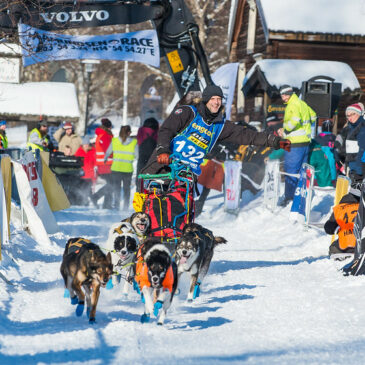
[
  {"left": 105, "top": 222, "right": 140, "bottom": 294},
  {"left": 122, "top": 212, "right": 151, "bottom": 239},
  {"left": 175, "top": 223, "right": 227, "bottom": 301},
  {"left": 135, "top": 238, "right": 178, "bottom": 325},
  {"left": 60, "top": 238, "right": 113, "bottom": 323}
]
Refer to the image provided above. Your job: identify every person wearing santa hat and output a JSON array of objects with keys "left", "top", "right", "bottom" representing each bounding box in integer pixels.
[{"left": 334, "top": 102, "right": 365, "bottom": 183}]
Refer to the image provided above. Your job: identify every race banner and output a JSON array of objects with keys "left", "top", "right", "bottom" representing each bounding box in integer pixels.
[
  {"left": 18, "top": 23, "right": 160, "bottom": 67},
  {"left": 211, "top": 63, "right": 239, "bottom": 120},
  {"left": 290, "top": 163, "right": 314, "bottom": 224},
  {"left": 224, "top": 160, "right": 241, "bottom": 214},
  {"left": 13, "top": 152, "right": 58, "bottom": 236},
  {"left": 263, "top": 159, "right": 280, "bottom": 211}
]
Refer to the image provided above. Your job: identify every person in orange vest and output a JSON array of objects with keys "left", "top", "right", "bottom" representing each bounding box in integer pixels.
[
  {"left": 324, "top": 183, "right": 361, "bottom": 259},
  {"left": 91, "top": 118, "right": 113, "bottom": 209}
]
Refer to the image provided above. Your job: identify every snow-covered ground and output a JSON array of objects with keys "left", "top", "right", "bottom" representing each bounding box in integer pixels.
[{"left": 1, "top": 187, "right": 364, "bottom": 365}]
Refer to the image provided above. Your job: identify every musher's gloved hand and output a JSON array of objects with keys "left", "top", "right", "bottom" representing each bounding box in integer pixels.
[
  {"left": 157, "top": 153, "right": 170, "bottom": 165},
  {"left": 279, "top": 139, "right": 291, "bottom": 152}
]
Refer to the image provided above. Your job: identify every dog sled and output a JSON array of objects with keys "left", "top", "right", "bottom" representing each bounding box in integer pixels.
[{"left": 136, "top": 156, "right": 195, "bottom": 253}]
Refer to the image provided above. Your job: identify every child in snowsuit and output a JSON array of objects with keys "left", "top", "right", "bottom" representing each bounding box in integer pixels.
[{"left": 324, "top": 185, "right": 360, "bottom": 259}]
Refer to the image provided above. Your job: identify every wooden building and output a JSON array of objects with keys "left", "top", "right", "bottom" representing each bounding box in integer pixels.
[{"left": 227, "top": 0, "right": 365, "bottom": 128}]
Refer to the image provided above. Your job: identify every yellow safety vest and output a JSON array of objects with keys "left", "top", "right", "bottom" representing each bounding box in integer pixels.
[
  {"left": 283, "top": 94, "right": 316, "bottom": 144},
  {"left": 27, "top": 128, "right": 49, "bottom": 151},
  {"left": 111, "top": 137, "right": 137, "bottom": 173},
  {"left": 0, "top": 133, "right": 8, "bottom": 149}
]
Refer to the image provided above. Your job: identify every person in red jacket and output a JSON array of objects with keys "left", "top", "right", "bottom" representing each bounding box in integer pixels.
[
  {"left": 75, "top": 136, "right": 96, "bottom": 205},
  {"left": 91, "top": 118, "right": 113, "bottom": 209}
]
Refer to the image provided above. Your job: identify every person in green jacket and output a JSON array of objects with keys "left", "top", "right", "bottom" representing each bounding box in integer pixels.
[
  {"left": 104, "top": 125, "right": 137, "bottom": 210},
  {"left": 309, "top": 139, "right": 333, "bottom": 187},
  {"left": 0, "top": 120, "right": 8, "bottom": 149},
  {"left": 278, "top": 85, "right": 317, "bottom": 206}
]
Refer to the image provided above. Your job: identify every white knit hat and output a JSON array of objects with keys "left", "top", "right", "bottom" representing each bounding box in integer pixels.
[{"left": 346, "top": 103, "right": 364, "bottom": 116}]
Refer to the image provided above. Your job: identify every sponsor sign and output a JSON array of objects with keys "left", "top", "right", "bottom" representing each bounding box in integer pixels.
[
  {"left": 290, "top": 163, "right": 314, "bottom": 224},
  {"left": 17, "top": 3, "right": 165, "bottom": 31},
  {"left": 13, "top": 151, "right": 58, "bottom": 235},
  {"left": 263, "top": 159, "right": 280, "bottom": 211},
  {"left": 224, "top": 160, "right": 241, "bottom": 214}
]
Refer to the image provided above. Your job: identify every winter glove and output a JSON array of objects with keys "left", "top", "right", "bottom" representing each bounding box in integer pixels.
[
  {"left": 157, "top": 153, "right": 170, "bottom": 165},
  {"left": 279, "top": 139, "right": 291, "bottom": 152}
]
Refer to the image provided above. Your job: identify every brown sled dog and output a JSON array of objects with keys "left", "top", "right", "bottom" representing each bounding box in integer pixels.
[{"left": 60, "top": 237, "right": 113, "bottom": 323}]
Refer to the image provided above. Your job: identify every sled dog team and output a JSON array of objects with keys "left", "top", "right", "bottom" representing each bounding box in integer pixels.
[{"left": 60, "top": 212, "right": 226, "bottom": 324}]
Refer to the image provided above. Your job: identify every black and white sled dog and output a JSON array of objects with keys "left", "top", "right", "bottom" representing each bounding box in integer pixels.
[
  {"left": 122, "top": 212, "right": 151, "bottom": 239},
  {"left": 135, "top": 238, "right": 178, "bottom": 325},
  {"left": 105, "top": 222, "right": 140, "bottom": 295},
  {"left": 175, "top": 223, "right": 227, "bottom": 301}
]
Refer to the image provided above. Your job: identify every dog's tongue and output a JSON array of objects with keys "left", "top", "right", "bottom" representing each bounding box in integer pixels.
[
  {"left": 137, "top": 224, "right": 145, "bottom": 231},
  {"left": 179, "top": 256, "right": 187, "bottom": 265}
]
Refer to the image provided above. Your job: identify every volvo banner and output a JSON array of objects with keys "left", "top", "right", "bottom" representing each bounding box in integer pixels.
[
  {"left": 18, "top": 24, "right": 160, "bottom": 67},
  {"left": 1, "top": 3, "right": 165, "bottom": 31}
]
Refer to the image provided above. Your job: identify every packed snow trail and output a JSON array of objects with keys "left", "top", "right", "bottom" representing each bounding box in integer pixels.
[{"left": 2, "top": 190, "right": 365, "bottom": 364}]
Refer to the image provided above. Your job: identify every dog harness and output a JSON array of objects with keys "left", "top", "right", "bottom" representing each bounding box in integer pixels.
[
  {"left": 67, "top": 238, "right": 91, "bottom": 255},
  {"left": 170, "top": 105, "right": 225, "bottom": 175},
  {"left": 113, "top": 223, "right": 139, "bottom": 242},
  {"left": 135, "top": 247, "right": 174, "bottom": 292}
]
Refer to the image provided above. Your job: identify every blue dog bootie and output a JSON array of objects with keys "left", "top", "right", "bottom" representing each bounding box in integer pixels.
[
  {"left": 76, "top": 302, "right": 85, "bottom": 317},
  {"left": 70, "top": 296, "right": 79, "bottom": 305},
  {"left": 140, "top": 313, "right": 150, "bottom": 323},
  {"left": 133, "top": 279, "right": 141, "bottom": 294},
  {"left": 106, "top": 278, "right": 114, "bottom": 290},
  {"left": 153, "top": 301, "right": 163, "bottom": 317},
  {"left": 193, "top": 280, "right": 201, "bottom": 299},
  {"left": 64, "top": 289, "right": 70, "bottom": 298}
]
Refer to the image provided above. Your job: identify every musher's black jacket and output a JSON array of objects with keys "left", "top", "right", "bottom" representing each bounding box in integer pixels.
[{"left": 141, "top": 102, "right": 281, "bottom": 175}]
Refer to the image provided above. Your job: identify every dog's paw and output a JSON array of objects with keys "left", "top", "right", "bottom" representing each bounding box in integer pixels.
[
  {"left": 64, "top": 289, "right": 70, "bottom": 298},
  {"left": 76, "top": 302, "right": 85, "bottom": 317},
  {"left": 140, "top": 313, "right": 150, "bottom": 323},
  {"left": 153, "top": 301, "right": 163, "bottom": 317},
  {"left": 193, "top": 281, "right": 201, "bottom": 299},
  {"left": 70, "top": 296, "right": 79, "bottom": 305},
  {"left": 89, "top": 317, "right": 96, "bottom": 324},
  {"left": 106, "top": 278, "right": 113, "bottom": 290},
  {"left": 86, "top": 307, "right": 91, "bottom": 319}
]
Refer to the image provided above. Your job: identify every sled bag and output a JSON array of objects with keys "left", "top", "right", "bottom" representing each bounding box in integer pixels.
[{"left": 143, "top": 189, "right": 190, "bottom": 239}]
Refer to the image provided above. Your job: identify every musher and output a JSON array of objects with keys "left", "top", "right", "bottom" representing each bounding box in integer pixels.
[{"left": 141, "top": 84, "right": 290, "bottom": 177}]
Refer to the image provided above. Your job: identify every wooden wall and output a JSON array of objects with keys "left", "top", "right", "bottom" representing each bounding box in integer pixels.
[{"left": 229, "top": 0, "right": 365, "bottom": 128}]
